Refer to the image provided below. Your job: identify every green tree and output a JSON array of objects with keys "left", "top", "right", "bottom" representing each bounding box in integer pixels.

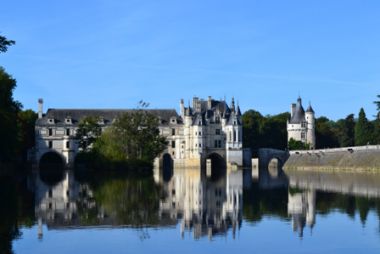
[
  {"left": 0, "top": 67, "right": 21, "bottom": 161},
  {"left": 242, "top": 110, "right": 264, "bottom": 151},
  {"left": 75, "top": 116, "right": 102, "bottom": 152},
  {"left": 17, "top": 110, "right": 37, "bottom": 161},
  {"left": 355, "top": 108, "right": 372, "bottom": 145},
  {"left": 94, "top": 111, "right": 167, "bottom": 163},
  {"left": 374, "top": 95, "right": 380, "bottom": 114},
  {"left": 315, "top": 117, "right": 339, "bottom": 149},
  {"left": 335, "top": 114, "right": 355, "bottom": 147},
  {"left": 288, "top": 138, "right": 310, "bottom": 150},
  {"left": 0, "top": 35, "right": 15, "bottom": 53},
  {"left": 242, "top": 110, "right": 289, "bottom": 151}
]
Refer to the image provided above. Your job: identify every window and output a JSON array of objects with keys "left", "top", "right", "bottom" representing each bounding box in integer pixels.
[
  {"left": 218, "top": 140, "right": 222, "bottom": 148},
  {"left": 48, "top": 189, "right": 52, "bottom": 198},
  {"left": 215, "top": 116, "right": 220, "bottom": 123},
  {"left": 234, "top": 121, "right": 237, "bottom": 125},
  {"left": 66, "top": 141, "right": 70, "bottom": 149},
  {"left": 48, "top": 128, "right": 53, "bottom": 136},
  {"left": 301, "top": 132, "right": 306, "bottom": 139},
  {"left": 214, "top": 140, "right": 218, "bottom": 148},
  {"left": 233, "top": 130, "right": 236, "bottom": 142},
  {"left": 66, "top": 128, "right": 70, "bottom": 136},
  {"left": 301, "top": 122, "right": 307, "bottom": 128},
  {"left": 215, "top": 129, "right": 220, "bottom": 135},
  {"left": 171, "top": 141, "right": 175, "bottom": 148},
  {"left": 199, "top": 131, "right": 201, "bottom": 135},
  {"left": 48, "top": 141, "right": 53, "bottom": 148},
  {"left": 199, "top": 143, "right": 202, "bottom": 147},
  {"left": 172, "top": 128, "right": 175, "bottom": 136}
]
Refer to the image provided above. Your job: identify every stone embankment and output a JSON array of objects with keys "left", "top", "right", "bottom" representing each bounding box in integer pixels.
[{"left": 284, "top": 145, "right": 380, "bottom": 172}]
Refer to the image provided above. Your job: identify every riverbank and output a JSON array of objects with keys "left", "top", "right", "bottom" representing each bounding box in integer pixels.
[{"left": 283, "top": 146, "right": 380, "bottom": 172}]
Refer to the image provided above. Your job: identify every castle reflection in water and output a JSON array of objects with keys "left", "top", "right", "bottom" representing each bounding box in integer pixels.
[{"left": 29, "top": 166, "right": 380, "bottom": 240}]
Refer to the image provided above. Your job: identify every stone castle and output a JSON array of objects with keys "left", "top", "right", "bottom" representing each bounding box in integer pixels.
[
  {"left": 34, "top": 96, "right": 243, "bottom": 168},
  {"left": 286, "top": 97, "right": 316, "bottom": 149},
  {"left": 33, "top": 96, "right": 316, "bottom": 168}
]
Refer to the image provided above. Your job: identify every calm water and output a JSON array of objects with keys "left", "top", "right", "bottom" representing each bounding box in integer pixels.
[{"left": 2, "top": 167, "right": 380, "bottom": 254}]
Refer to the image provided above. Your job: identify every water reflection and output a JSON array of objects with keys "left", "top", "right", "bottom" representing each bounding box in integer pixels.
[
  {"left": 2, "top": 165, "right": 380, "bottom": 253},
  {"left": 156, "top": 169, "right": 242, "bottom": 240}
]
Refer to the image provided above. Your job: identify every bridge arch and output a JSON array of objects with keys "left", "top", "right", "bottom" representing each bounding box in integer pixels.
[
  {"left": 257, "top": 148, "right": 289, "bottom": 172},
  {"left": 162, "top": 153, "right": 173, "bottom": 182},
  {"left": 39, "top": 151, "right": 65, "bottom": 170},
  {"left": 206, "top": 152, "right": 226, "bottom": 180}
]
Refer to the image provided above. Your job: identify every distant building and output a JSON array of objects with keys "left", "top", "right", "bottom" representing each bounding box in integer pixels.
[
  {"left": 287, "top": 97, "right": 316, "bottom": 149},
  {"left": 33, "top": 96, "right": 243, "bottom": 168}
]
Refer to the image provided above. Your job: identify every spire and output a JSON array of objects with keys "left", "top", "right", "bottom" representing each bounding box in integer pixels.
[
  {"left": 306, "top": 101, "right": 315, "bottom": 113},
  {"left": 237, "top": 105, "right": 242, "bottom": 116},
  {"left": 237, "top": 100, "right": 241, "bottom": 116},
  {"left": 231, "top": 97, "right": 236, "bottom": 112}
]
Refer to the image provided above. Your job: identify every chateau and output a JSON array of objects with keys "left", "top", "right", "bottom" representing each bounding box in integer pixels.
[
  {"left": 287, "top": 97, "right": 316, "bottom": 149},
  {"left": 34, "top": 96, "right": 243, "bottom": 168}
]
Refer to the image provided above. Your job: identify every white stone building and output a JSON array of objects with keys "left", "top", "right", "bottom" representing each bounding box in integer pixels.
[
  {"left": 287, "top": 97, "right": 316, "bottom": 149},
  {"left": 33, "top": 96, "right": 243, "bottom": 168}
]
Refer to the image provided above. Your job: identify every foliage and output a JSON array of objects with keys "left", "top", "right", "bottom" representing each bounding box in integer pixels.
[
  {"left": 315, "top": 117, "right": 339, "bottom": 149},
  {"left": 0, "top": 35, "right": 15, "bottom": 53},
  {"left": 0, "top": 67, "right": 21, "bottom": 161},
  {"left": 288, "top": 138, "right": 309, "bottom": 150},
  {"left": 17, "top": 110, "right": 37, "bottom": 161},
  {"left": 355, "top": 108, "right": 373, "bottom": 145},
  {"left": 334, "top": 114, "right": 355, "bottom": 147},
  {"left": 75, "top": 116, "right": 102, "bottom": 152},
  {"left": 374, "top": 95, "right": 380, "bottom": 113},
  {"left": 93, "top": 111, "right": 167, "bottom": 164},
  {"left": 242, "top": 110, "right": 290, "bottom": 152}
]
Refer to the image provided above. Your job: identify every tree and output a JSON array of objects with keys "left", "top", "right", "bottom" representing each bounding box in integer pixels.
[
  {"left": 17, "top": 110, "right": 37, "bottom": 161},
  {"left": 0, "top": 35, "right": 15, "bottom": 53},
  {"left": 0, "top": 67, "right": 21, "bottom": 161},
  {"left": 374, "top": 95, "right": 380, "bottom": 114},
  {"left": 288, "top": 138, "right": 310, "bottom": 150},
  {"left": 75, "top": 116, "right": 102, "bottom": 152},
  {"left": 94, "top": 111, "right": 167, "bottom": 163},
  {"left": 335, "top": 114, "right": 355, "bottom": 147},
  {"left": 355, "top": 108, "right": 372, "bottom": 146},
  {"left": 242, "top": 110, "right": 290, "bottom": 152},
  {"left": 315, "top": 117, "right": 339, "bottom": 149}
]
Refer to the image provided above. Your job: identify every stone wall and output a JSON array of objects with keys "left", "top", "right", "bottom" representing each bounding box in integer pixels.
[{"left": 284, "top": 146, "right": 380, "bottom": 171}]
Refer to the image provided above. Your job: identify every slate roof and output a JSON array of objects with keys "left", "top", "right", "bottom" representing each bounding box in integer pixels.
[
  {"left": 289, "top": 98, "right": 306, "bottom": 124},
  {"left": 36, "top": 109, "right": 179, "bottom": 127},
  {"left": 306, "top": 104, "right": 315, "bottom": 113}
]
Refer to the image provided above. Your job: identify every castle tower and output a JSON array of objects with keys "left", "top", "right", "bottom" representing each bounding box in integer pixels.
[
  {"left": 287, "top": 96, "right": 316, "bottom": 150},
  {"left": 305, "top": 103, "right": 316, "bottom": 149},
  {"left": 180, "top": 99, "right": 185, "bottom": 118}
]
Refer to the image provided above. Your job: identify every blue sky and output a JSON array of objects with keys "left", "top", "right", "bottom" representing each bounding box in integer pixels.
[{"left": 1, "top": 0, "right": 379, "bottom": 120}]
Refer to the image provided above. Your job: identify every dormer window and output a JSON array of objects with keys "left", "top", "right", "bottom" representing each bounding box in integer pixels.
[
  {"left": 48, "top": 118, "right": 55, "bottom": 124},
  {"left": 65, "top": 117, "right": 72, "bottom": 124},
  {"left": 170, "top": 117, "right": 177, "bottom": 124}
]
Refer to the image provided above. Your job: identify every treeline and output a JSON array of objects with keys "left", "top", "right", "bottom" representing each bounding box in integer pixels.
[
  {"left": 242, "top": 103, "right": 380, "bottom": 151},
  {"left": 0, "top": 36, "right": 37, "bottom": 165}
]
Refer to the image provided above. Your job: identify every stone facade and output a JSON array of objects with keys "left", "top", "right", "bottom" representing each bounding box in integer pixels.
[
  {"left": 287, "top": 97, "right": 316, "bottom": 149},
  {"left": 33, "top": 96, "right": 243, "bottom": 168}
]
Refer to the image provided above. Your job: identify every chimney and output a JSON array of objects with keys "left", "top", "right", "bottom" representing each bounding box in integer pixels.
[
  {"left": 208, "top": 96, "right": 212, "bottom": 109},
  {"left": 180, "top": 99, "right": 185, "bottom": 117},
  {"left": 291, "top": 103, "right": 296, "bottom": 118},
  {"left": 38, "top": 98, "right": 44, "bottom": 119}
]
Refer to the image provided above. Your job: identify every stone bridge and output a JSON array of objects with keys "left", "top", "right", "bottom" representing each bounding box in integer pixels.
[{"left": 256, "top": 148, "right": 290, "bottom": 170}]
